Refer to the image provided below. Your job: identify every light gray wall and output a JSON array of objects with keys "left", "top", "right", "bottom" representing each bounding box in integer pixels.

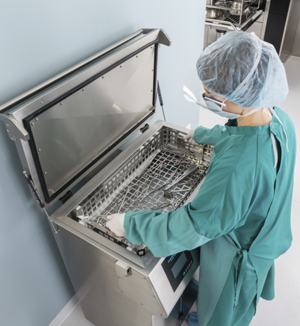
[{"left": 0, "top": 1, "right": 206, "bottom": 325}]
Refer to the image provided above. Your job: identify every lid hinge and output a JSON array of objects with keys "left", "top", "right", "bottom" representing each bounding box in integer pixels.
[
  {"left": 140, "top": 123, "right": 150, "bottom": 133},
  {"left": 0, "top": 114, "right": 30, "bottom": 142},
  {"left": 59, "top": 190, "right": 73, "bottom": 205},
  {"left": 23, "top": 170, "right": 59, "bottom": 233},
  {"left": 157, "top": 81, "right": 166, "bottom": 122}
]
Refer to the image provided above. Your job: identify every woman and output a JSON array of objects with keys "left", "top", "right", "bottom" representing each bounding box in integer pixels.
[{"left": 106, "top": 32, "right": 297, "bottom": 326}]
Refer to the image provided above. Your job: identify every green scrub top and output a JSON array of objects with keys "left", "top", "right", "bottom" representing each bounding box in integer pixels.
[{"left": 124, "top": 107, "right": 297, "bottom": 326}]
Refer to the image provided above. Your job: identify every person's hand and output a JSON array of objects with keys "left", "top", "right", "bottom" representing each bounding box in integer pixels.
[
  {"left": 184, "top": 130, "right": 197, "bottom": 145},
  {"left": 106, "top": 213, "right": 126, "bottom": 237}
]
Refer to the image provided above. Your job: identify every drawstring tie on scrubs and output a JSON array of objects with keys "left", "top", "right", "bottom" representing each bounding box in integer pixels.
[
  {"left": 269, "top": 107, "right": 289, "bottom": 153},
  {"left": 263, "top": 107, "right": 288, "bottom": 168},
  {"left": 233, "top": 248, "right": 248, "bottom": 310}
]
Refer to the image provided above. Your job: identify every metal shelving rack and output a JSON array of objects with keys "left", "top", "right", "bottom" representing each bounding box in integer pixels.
[{"left": 206, "top": 0, "right": 262, "bottom": 31}]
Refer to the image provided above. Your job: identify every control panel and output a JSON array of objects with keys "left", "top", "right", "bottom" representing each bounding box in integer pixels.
[{"left": 162, "top": 251, "right": 194, "bottom": 292}]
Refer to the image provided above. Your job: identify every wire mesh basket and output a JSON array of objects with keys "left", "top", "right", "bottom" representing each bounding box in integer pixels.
[{"left": 69, "top": 126, "right": 213, "bottom": 256}]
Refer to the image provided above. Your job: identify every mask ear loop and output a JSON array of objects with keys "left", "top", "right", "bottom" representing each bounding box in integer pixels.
[
  {"left": 222, "top": 99, "right": 259, "bottom": 116},
  {"left": 221, "top": 99, "right": 227, "bottom": 111},
  {"left": 240, "top": 108, "right": 261, "bottom": 117}
]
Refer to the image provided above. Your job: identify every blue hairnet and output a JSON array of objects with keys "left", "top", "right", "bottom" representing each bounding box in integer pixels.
[{"left": 196, "top": 32, "right": 289, "bottom": 109}]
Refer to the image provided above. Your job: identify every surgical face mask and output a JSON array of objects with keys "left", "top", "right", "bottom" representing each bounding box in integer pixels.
[
  {"left": 202, "top": 93, "right": 260, "bottom": 119},
  {"left": 183, "top": 82, "right": 260, "bottom": 119},
  {"left": 202, "top": 93, "right": 239, "bottom": 119},
  {"left": 183, "top": 77, "right": 246, "bottom": 119}
]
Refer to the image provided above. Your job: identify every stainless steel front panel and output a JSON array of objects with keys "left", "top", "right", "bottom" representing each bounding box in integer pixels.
[
  {"left": 54, "top": 223, "right": 198, "bottom": 326},
  {"left": 28, "top": 45, "right": 155, "bottom": 196},
  {"left": 54, "top": 225, "right": 164, "bottom": 326},
  {"left": 55, "top": 214, "right": 156, "bottom": 268}
]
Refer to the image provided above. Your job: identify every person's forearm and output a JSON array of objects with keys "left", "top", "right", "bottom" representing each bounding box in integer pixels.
[{"left": 124, "top": 207, "right": 211, "bottom": 257}]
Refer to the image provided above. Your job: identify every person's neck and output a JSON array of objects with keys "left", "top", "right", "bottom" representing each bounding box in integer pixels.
[{"left": 237, "top": 107, "right": 272, "bottom": 127}]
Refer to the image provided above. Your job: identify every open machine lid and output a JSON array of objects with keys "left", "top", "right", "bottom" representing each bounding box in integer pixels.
[{"left": 0, "top": 29, "right": 171, "bottom": 209}]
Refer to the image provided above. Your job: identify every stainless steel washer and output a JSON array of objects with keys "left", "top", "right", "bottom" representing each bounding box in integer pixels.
[{"left": 0, "top": 29, "right": 213, "bottom": 326}]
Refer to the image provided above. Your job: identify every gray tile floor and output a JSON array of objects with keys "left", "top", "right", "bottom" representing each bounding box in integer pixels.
[{"left": 62, "top": 56, "right": 300, "bottom": 326}]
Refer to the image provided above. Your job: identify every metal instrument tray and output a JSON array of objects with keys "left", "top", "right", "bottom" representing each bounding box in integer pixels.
[{"left": 51, "top": 121, "right": 213, "bottom": 268}]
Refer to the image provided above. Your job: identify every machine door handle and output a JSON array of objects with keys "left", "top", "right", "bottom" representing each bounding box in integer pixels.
[{"left": 115, "top": 260, "right": 131, "bottom": 277}]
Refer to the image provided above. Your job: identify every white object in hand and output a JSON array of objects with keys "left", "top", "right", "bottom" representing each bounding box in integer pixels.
[
  {"left": 184, "top": 130, "right": 197, "bottom": 145},
  {"left": 106, "top": 213, "right": 126, "bottom": 237}
]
